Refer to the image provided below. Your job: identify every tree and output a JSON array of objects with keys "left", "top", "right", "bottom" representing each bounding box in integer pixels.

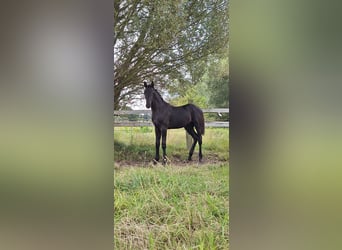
[
  {"left": 206, "top": 56, "right": 229, "bottom": 108},
  {"left": 169, "top": 80, "right": 209, "bottom": 108},
  {"left": 114, "top": 0, "right": 229, "bottom": 109}
]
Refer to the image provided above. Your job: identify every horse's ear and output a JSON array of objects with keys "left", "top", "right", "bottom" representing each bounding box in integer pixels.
[
  {"left": 143, "top": 81, "right": 147, "bottom": 88},
  {"left": 151, "top": 81, "right": 154, "bottom": 88}
]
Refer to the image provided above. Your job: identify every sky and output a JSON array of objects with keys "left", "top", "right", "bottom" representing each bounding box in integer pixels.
[{"left": 131, "top": 98, "right": 147, "bottom": 110}]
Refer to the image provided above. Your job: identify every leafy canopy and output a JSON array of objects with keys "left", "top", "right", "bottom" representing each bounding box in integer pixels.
[{"left": 114, "top": 0, "right": 229, "bottom": 109}]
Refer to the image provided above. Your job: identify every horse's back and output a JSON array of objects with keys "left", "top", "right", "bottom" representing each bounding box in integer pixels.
[
  {"left": 171, "top": 104, "right": 201, "bottom": 120},
  {"left": 169, "top": 104, "right": 205, "bottom": 135},
  {"left": 168, "top": 105, "right": 192, "bottom": 128}
]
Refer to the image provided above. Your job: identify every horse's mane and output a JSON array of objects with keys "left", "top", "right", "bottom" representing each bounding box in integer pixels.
[{"left": 153, "top": 87, "right": 166, "bottom": 103}]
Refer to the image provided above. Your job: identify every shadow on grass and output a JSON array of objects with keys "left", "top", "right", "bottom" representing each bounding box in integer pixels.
[
  {"left": 114, "top": 139, "right": 229, "bottom": 163},
  {"left": 114, "top": 140, "right": 155, "bottom": 162}
]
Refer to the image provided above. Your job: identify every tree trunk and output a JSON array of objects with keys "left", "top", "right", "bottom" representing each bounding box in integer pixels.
[
  {"left": 114, "top": 79, "right": 122, "bottom": 110},
  {"left": 114, "top": 89, "right": 121, "bottom": 110}
]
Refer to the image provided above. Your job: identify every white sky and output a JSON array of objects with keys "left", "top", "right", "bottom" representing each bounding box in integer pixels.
[{"left": 130, "top": 98, "right": 148, "bottom": 110}]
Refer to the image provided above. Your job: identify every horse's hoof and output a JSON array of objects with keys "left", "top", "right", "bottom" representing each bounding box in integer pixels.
[
  {"left": 153, "top": 159, "right": 159, "bottom": 165},
  {"left": 162, "top": 156, "right": 170, "bottom": 165}
]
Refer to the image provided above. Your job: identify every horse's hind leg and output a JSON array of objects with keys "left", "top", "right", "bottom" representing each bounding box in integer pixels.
[
  {"left": 185, "top": 126, "right": 199, "bottom": 161},
  {"left": 198, "top": 134, "right": 203, "bottom": 162},
  {"left": 194, "top": 125, "right": 203, "bottom": 162}
]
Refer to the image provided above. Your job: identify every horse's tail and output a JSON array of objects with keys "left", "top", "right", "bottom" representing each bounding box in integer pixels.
[
  {"left": 198, "top": 111, "right": 205, "bottom": 135},
  {"left": 194, "top": 106, "right": 205, "bottom": 136},
  {"left": 189, "top": 104, "right": 205, "bottom": 135}
]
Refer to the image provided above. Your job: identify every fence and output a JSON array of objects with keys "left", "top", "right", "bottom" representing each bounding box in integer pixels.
[{"left": 113, "top": 108, "right": 229, "bottom": 128}]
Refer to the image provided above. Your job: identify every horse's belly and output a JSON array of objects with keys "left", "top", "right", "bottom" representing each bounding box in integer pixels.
[
  {"left": 168, "top": 120, "right": 188, "bottom": 129},
  {"left": 168, "top": 124, "right": 184, "bottom": 129}
]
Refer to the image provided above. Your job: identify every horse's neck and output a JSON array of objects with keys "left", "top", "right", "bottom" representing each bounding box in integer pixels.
[{"left": 151, "top": 92, "right": 168, "bottom": 111}]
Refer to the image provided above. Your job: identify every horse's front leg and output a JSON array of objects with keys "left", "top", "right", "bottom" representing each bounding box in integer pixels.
[
  {"left": 161, "top": 129, "right": 167, "bottom": 165},
  {"left": 154, "top": 127, "right": 161, "bottom": 163}
]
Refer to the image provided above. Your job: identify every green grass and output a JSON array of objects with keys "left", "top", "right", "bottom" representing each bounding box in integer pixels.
[
  {"left": 114, "top": 163, "right": 229, "bottom": 249},
  {"left": 114, "top": 127, "right": 229, "bottom": 163}
]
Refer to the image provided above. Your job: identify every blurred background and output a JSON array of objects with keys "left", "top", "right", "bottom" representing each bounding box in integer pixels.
[
  {"left": 231, "top": 0, "right": 342, "bottom": 249},
  {"left": 0, "top": 1, "right": 113, "bottom": 250}
]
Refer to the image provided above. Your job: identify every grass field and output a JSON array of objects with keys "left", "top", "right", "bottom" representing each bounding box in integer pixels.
[
  {"left": 114, "top": 127, "right": 229, "bottom": 164},
  {"left": 114, "top": 163, "right": 229, "bottom": 249},
  {"left": 114, "top": 127, "right": 229, "bottom": 249}
]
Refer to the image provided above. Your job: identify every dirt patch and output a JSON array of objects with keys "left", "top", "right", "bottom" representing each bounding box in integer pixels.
[{"left": 114, "top": 155, "right": 227, "bottom": 168}]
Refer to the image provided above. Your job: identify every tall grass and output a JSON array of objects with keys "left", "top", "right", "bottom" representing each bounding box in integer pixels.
[
  {"left": 114, "top": 163, "right": 229, "bottom": 249},
  {"left": 114, "top": 127, "right": 229, "bottom": 162}
]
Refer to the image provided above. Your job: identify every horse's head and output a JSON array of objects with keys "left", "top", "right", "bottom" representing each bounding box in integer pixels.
[{"left": 143, "top": 81, "right": 155, "bottom": 109}]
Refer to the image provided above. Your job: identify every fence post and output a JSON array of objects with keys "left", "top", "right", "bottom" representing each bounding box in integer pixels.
[{"left": 186, "top": 99, "right": 194, "bottom": 150}]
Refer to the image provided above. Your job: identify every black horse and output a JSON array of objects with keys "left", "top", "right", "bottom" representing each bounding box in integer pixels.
[{"left": 143, "top": 81, "right": 205, "bottom": 164}]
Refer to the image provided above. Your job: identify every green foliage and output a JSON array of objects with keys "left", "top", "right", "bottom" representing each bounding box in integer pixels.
[
  {"left": 208, "top": 76, "right": 229, "bottom": 108},
  {"left": 169, "top": 81, "right": 209, "bottom": 108},
  {"left": 167, "top": 51, "right": 229, "bottom": 111},
  {"left": 114, "top": 164, "right": 229, "bottom": 249},
  {"left": 139, "top": 126, "right": 153, "bottom": 133},
  {"left": 206, "top": 56, "right": 229, "bottom": 108}
]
